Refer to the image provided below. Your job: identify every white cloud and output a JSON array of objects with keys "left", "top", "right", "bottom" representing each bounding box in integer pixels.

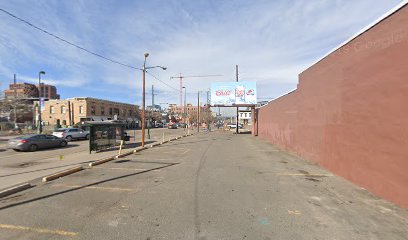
[{"left": 0, "top": 0, "right": 403, "bottom": 105}]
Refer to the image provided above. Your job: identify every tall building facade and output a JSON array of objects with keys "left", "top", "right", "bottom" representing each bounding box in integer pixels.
[{"left": 36, "top": 84, "right": 60, "bottom": 99}]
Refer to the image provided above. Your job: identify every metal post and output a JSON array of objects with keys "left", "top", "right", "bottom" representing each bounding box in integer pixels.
[
  {"left": 142, "top": 56, "right": 146, "bottom": 147},
  {"left": 13, "top": 74, "right": 17, "bottom": 128},
  {"left": 68, "top": 100, "right": 72, "bottom": 126},
  {"left": 180, "top": 73, "right": 183, "bottom": 110},
  {"left": 197, "top": 91, "right": 200, "bottom": 133},
  {"left": 184, "top": 87, "right": 187, "bottom": 122},
  {"left": 235, "top": 65, "right": 239, "bottom": 134},
  {"left": 38, "top": 71, "right": 45, "bottom": 134},
  {"left": 152, "top": 84, "right": 154, "bottom": 110}
]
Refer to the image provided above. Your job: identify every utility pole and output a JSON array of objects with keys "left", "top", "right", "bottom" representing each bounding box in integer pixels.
[
  {"left": 206, "top": 90, "right": 210, "bottom": 131},
  {"left": 197, "top": 91, "right": 200, "bottom": 133},
  {"left": 170, "top": 74, "right": 222, "bottom": 118},
  {"left": 13, "top": 74, "right": 17, "bottom": 128},
  {"left": 38, "top": 71, "right": 45, "bottom": 134},
  {"left": 235, "top": 65, "right": 239, "bottom": 134},
  {"left": 151, "top": 84, "right": 155, "bottom": 110}
]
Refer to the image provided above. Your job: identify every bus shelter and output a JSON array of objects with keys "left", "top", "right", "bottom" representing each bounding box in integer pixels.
[{"left": 78, "top": 121, "right": 128, "bottom": 153}]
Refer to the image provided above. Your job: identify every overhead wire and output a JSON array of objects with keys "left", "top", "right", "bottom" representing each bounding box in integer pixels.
[
  {"left": 0, "top": 8, "right": 209, "bottom": 96},
  {"left": 0, "top": 8, "right": 142, "bottom": 71}
]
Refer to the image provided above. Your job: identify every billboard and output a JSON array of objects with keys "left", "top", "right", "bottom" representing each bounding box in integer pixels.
[{"left": 211, "top": 81, "right": 257, "bottom": 106}]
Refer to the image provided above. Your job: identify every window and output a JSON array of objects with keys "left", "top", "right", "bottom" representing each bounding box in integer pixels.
[
  {"left": 45, "top": 135, "right": 58, "bottom": 140},
  {"left": 79, "top": 106, "right": 84, "bottom": 114},
  {"left": 91, "top": 106, "right": 96, "bottom": 115},
  {"left": 61, "top": 106, "right": 66, "bottom": 113},
  {"left": 109, "top": 108, "right": 113, "bottom": 115},
  {"left": 244, "top": 113, "right": 247, "bottom": 118},
  {"left": 62, "top": 120, "right": 67, "bottom": 125},
  {"left": 50, "top": 106, "right": 54, "bottom": 114},
  {"left": 69, "top": 129, "right": 79, "bottom": 132},
  {"left": 101, "top": 107, "right": 105, "bottom": 115}
]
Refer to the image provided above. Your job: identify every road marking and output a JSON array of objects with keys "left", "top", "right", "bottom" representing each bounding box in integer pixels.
[
  {"left": 51, "top": 184, "right": 135, "bottom": 192},
  {"left": 277, "top": 173, "right": 333, "bottom": 177},
  {"left": 93, "top": 166, "right": 147, "bottom": 171},
  {"left": 0, "top": 223, "right": 78, "bottom": 236}
]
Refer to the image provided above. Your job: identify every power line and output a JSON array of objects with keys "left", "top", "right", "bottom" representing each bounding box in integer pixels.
[
  {"left": 145, "top": 71, "right": 179, "bottom": 92},
  {"left": 0, "top": 8, "right": 141, "bottom": 71},
  {"left": 0, "top": 8, "right": 188, "bottom": 94}
]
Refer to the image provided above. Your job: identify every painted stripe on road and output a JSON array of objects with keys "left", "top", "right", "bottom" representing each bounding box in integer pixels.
[
  {"left": 51, "top": 184, "right": 135, "bottom": 192},
  {"left": 0, "top": 223, "right": 78, "bottom": 236}
]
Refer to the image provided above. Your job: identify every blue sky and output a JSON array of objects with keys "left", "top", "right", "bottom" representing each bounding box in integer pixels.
[{"left": 0, "top": 0, "right": 403, "bottom": 111}]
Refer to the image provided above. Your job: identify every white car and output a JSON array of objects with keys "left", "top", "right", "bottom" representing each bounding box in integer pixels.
[
  {"left": 52, "top": 128, "right": 90, "bottom": 141},
  {"left": 227, "top": 123, "right": 243, "bottom": 129}
]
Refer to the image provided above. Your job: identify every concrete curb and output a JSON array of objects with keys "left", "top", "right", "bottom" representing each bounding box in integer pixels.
[
  {"left": 134, "top": 146, "right": 147, "bottom": 152},
  {"left": 42, "top": 166, "right": 84, "bottom": 182},
  {"left": 89, "top": 156, "right": 116, "bottom": 167},
  {"left": 149, "top": 142, "right": 161, "bottom": 148},
  {"left": 0, "top": 183, "right": 32, "bottom": 198},
  {"left": 116, "top": 150, "right": 134, "bottom": 158}
]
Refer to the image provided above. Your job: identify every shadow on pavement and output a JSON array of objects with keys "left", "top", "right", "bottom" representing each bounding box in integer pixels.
[
  {"left": 95, "top": 141, "right": 156, "bottom": 153},
  {"left": 0, "top": 160, "right": 95, "bottom": 178},
  {"left": 0, "top": 162, "right": 179, "bottom": 211}
]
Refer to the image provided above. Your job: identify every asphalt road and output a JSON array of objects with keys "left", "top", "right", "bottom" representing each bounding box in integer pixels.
[
  {"left": 0, "top": 130, "right": 407, "bottom": 239},
  {"left": 0, "top": 128, "right": 188, "bottom": 191}
]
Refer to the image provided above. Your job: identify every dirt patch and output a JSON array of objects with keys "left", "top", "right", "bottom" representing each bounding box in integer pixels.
[
  {"left": 6, "top": 161, "right": 44, "bottom": 168},
  {"left": 305, "top": 177, "right": 321, "bottom": 182},
  {"left": 298, "top": 170, "right": 310, "bottom": 174}
]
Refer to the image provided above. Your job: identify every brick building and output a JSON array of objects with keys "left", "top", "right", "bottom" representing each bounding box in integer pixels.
[
  {"left": 169, "top": 103, "right": 210, "bottom": 123},
  {"left": 39, "top": 97, "right": 140, "bottom": 127},
  {"left": 36, "top": 83, "right": 60, "bottom": 99},
  {"left": 3, "top": 82, "right": 38, "bottom": 99}
]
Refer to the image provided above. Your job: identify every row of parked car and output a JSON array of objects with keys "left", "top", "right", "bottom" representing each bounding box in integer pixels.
[{"left": 7, "top": 128, "right": 90, "bottom": 152}]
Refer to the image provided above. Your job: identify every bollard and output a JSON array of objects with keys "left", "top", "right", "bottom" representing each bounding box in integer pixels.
[{"left": 118, "top": 140, "right": 124, "bottom": 156}]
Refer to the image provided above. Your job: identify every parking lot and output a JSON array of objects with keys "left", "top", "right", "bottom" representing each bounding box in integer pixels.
[
  {"left": 0, "top": 128, "right": 189, "bottom": 191},
  {"left": 0, "top": 131, "right": 407, "bottom": 240}
]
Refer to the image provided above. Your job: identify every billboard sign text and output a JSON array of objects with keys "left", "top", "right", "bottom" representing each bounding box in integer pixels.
[{"left": 211, "top": 82, "right": 257, "bottom": 106}]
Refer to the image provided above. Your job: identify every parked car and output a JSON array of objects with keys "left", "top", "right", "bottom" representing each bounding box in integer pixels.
[
  {"left": 8, "top": 134, "right": 68, "bottom": 152},
  {"left": 154, "top": 123, "right": 164, "bottom": 128},
  {"left": 168, "top": 123, "right": 178, "bottom": 129},
  {"left": 52, "top": 128, "right": 90, "bottom": 141},
  {"left": 179, "top": 123, "right": 187, "bottom": 128},
  {"left": 227, "top": 123, "right": 243, "bottom": 129}
]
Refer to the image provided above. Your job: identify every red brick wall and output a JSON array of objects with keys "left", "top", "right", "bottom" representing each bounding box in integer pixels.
[{"left": 258, "top": 6, "right": 408, "bottom": 208}]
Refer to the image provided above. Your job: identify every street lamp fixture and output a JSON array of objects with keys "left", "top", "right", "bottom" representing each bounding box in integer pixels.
[
  {"left": 141, "top": 53, "right": 166, "bottom": 147},
  {"left": 38, "top": 71, "right": 45, "bottom": 134}
]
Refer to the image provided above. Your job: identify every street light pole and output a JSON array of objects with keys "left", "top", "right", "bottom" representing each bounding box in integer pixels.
[
  {"left": 38, "top": 71, "right": 45, "bottom": 134},
  {"left": 140, "top": 53, "right": 166, "bottom": 147},
  {"left": 183, "top": 86, "right": 186, "bottom": 123},
  {"left": 141, "top": 53, "right": 148, "bottom": 147},
  {"left": 197, "top": 91, "right": 200, "bottom": 133}
]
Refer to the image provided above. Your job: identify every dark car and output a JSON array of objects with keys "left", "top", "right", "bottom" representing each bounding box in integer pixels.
[
  {"left": 168, "top": 123, "right": 178, "bottom": 129},
  {"left": 8, "top": 134, "right": 68, "bottom": 152}
]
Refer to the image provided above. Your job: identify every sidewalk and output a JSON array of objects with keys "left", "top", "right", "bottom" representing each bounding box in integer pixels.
[{"left": 0, "top": 128, "right": 187, "bottom": 191}]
